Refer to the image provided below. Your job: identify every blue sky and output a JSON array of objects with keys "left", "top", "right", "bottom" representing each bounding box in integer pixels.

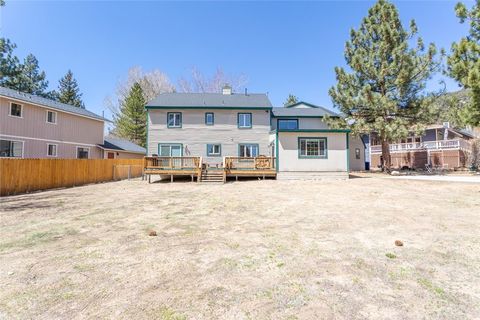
[{"left": 0, "top": 1, "right": 472, "bottom": 118}]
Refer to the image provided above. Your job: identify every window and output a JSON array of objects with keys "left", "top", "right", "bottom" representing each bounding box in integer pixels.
[
  {"left": 207, "top": 144, "right": 221, "bottom": 156},
  {"left": 9, "top": 103, "right": 22, "bottom": 117},
  {"left": 299, "top": 137, "right": 327, "bottom": 158},
  {"left": 0, "top": 139, "right": 23, "bottom": 157},
  {"left": 355, "top": 148, "right": 361, "bottom": 159},
  {"left": 167, "top": 112, "right": 182, "bottom": 128},
  {"left": 158, "top": 144, "right": 182, "bottom": 157},
  {"left": 205, "top": 112, "right": 214, "bottom": 125},
  {"left": 47, "top": 144, "right": 57, "bottom": 157},
  {"left": 77, "top": 147, "right": 89, "bottom": 159},
  {"left": 238, "top": 113, "right": 252, "bottom": 128},
  {"left": 46, "top": 110, "right": 57, "bottom": 124},
  {"left": 278, "top": 119, "right": 298, "bottom": 130},
  {"left": 239, "top": 144, "right": 259, "bottom": 157}
]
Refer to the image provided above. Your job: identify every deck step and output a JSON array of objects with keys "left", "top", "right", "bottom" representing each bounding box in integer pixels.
[{"left": 200, "top": 170, "right": 225, "bottom": 183}]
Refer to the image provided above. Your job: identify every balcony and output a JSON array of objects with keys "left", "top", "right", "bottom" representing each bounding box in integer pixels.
[{"left": 370, "top": 139, "right": 471, "bottom": 154}]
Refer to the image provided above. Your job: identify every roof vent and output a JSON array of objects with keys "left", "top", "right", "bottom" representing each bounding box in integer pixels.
[{"left": 222, "top": 84, "right": 232, "bottom": 95}]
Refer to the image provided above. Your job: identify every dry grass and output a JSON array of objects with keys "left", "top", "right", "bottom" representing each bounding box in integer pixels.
[{"left": 0, "top": 176, "right": 479, "bottom": 319}]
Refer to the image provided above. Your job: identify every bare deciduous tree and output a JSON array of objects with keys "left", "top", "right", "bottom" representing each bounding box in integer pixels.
[{"left": 177, "top": 67, "right": 247, "bottom": 93}]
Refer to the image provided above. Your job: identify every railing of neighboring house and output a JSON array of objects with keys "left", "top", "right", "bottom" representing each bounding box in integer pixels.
[
  {"left": 144, "top": 156, "right": 202, "bottom": 170},
  {"left": 223, "top": 156, "right": 276, "bottom": 171},
  {"left": 370, "top": 139, "right": 470, "bottom": 154}
]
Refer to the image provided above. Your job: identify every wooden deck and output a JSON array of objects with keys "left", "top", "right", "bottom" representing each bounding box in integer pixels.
[{"left": 143, "top": 156, "right": 276, "bottom": 183}]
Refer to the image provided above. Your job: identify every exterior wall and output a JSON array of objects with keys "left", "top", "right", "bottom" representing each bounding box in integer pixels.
[
  {"left": 103, "top": 150, "right": 145, "bottom": 159},
  {"left": 349, "top": 136, "right": 365, "bottom": 171},
  {"left": 0, "top": 96, "right": 104, "bottom": 158},
  {"left": 271, "top": 117, "right": 329, "bottom": 130},
  {"left": 147, "top": 108, "right": 272, "bottom": 163},
  {"left": 277, "top": 131, "right": 348, "bottom": 172}
]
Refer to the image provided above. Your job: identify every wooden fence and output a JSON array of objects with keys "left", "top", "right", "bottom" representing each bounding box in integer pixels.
[{"left": 0, "top": 158, "right": 144, "bottom": 196}]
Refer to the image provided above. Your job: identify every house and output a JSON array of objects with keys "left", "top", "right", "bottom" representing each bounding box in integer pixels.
[
  {"left": 145, "top": 86, "right": 365, "bottom": 181},
  {"left": 0, "top": 86, "right": 145, "bottom": 159},
  {"left": 99, "top": 136, "right": 146, "bottom": 159},
  {"left": 369, "top": 124, "right": 475, "bottom": 170}
]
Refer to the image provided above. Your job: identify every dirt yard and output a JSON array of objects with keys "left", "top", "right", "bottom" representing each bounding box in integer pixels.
[{"left": 1, "top": 176, "right": 479, "bottom": 319}]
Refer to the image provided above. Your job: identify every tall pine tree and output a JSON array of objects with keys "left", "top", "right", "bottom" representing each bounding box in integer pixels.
[
  {"left": 56, "top": 70, "right": 84, "bottom": 108},
  {"left": 12, "top": 54, "right": 50, "bottom": 97},
  {"left": 447, "top": 0, "right": 480, "bottom": 126},
  {"left": 284, "top": 94, "right": 299, "bottom": 107},
  {"left": 329, "top": 0, "right": 440, "bottom": 171},
  {"left": 0, "top": 38, "right": 21, "bottom": 87},
  {"left": 114, "top": 82, "right": 146, "bottom": 147}
]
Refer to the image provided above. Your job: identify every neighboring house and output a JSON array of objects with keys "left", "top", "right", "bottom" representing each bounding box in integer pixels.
[
  {"left": 99, "top": 136, "right": 146, "bottom": 159},
  {"left": 369, "top": 124, "right": 475, "bottom": 170},
  {"left": 146, "top": 88, "right": 364, "bottom": 180},
  {"left": 0, "top": 86, "right": 144, "bottom": 159}
]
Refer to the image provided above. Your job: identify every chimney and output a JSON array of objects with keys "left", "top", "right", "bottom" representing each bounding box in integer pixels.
[{"left": 222, "top": 84, "right": 232, "bottom": 95}]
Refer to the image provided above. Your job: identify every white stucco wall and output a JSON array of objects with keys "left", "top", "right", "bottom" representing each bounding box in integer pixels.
[
  {"left": 277, "top": 131, "right": 348, "bottom": 172},
  {"left": 349, "top": 136, "right": 365, "bottom": 171}
]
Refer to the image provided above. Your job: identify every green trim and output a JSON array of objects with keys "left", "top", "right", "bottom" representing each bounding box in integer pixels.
[
  {"left": 237, "top": 112, "right": 252, "bottom": 129},
  {"left": 277, "top": 118, "right": 299, "bottom": 130},
  {"left": 206, "top": 143, "right": 222, "bottom": 157},
  {"left": 298, "top": 137, "right": 328, "bottom": 159},
  {"left": 158, "top": 143, "right": 183, "bottom": 156},
  {"left": 205, "top": 112, "right": 214, "bottom": 126},
  {"left": 238, "top": 143, "right": 259, "bottom": 157},
  {"left": 146, "top": 110, "right": 150, "bottom": 156},
  {"left": 346, "top": 133, "right": 350, "bottom": 173},
  {"left": 167, "top": 112, "right": 182, "bottom": 128},
  {"left": 278, "top": 129, "right": 350, "bottom": 133},
  {"left": 285, "top": 101, "right": 321, "bottom": 109},
  {"left": 146, "top": 106, "right": 272, "bottom": 110},
  {"left": 275, "top": 131, "right": 279, "bottom": 172}
]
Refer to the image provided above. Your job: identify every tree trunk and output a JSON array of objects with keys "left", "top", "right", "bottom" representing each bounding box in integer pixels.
[{"left": 381, "top": 138, "right": 392, "bottom": 173}]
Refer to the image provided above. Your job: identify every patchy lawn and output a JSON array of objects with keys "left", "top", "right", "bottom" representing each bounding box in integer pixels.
[{"left": 0, "top": 176, "right": 479, "bottom": 319}]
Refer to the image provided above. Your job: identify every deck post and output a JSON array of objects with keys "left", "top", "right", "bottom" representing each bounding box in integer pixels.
[
  {"left": 148, "top": 174, "right": 151, "bottom": 184},
  {"left": 236, "top": 175, "right": 238, "bottom": 181},
  {"left": 191, "top": 174, "right": 194, "bottom": 182},
  {"left": 170, "top": 174, "right": 173, "bottom": 183}
]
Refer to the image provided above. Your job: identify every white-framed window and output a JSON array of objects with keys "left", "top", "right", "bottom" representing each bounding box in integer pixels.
[
  {"left": 238, "top": 113, "right": 252, "bottom": 128},
  {"left": 167, "top": 112, "right": 182, "bottom": 128},
  {"left": 239, "top": 144, "right": 259, "bottom": 157},
  {"left": 76, "top": 147, "right": 90, "bottom": 159},
  {"left": 158, "top": 144, "right": 182, "bottom": 157},
  {"left": 47, "top": 144, "right": 57, "bottom": 157},
  {"left": 46, "top": 110, "right": 57, "bottom": 124},
  {"left": 9, "top": 102, "right": 23, "bottom": 118},
  {"left": 299, "top": 137, "right": 327, "bottom": 158},
  {"left": 207, "top": 144, "right": 221, "bottom": 156},
  {"left": 205, "top": 112, "right": 214, "bottom": 125},
  {"left": 278, "top": 119, "right": 298, "bottom": 130},
  {"left": 0, "top": 139, "right": 23, "bottom": 158}
]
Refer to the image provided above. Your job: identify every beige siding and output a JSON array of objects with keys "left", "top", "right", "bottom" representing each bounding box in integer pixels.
[
  {"left": 349, "top": 136, "right": 365, "bottom": 171},
  {"left": 277, "top": 132, "right": 348, "bottom": 172},
  {"left": 272, "top": 117, "right": 329, "bottom": 130},
  {"left": 0, "top": 96, "right": 105, "bottom": 158},
  {"left": 147, "top": 109, "right": 272, "bottom": 163}
]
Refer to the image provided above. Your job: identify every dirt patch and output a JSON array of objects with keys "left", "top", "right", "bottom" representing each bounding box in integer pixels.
[{"left": 0, "top": 176, "right": 479, "bottom": 319}]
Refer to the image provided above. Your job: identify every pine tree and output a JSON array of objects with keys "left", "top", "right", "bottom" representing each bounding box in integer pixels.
[
  {"left": 284, "top": 94, "right": 298, "bottom": 107},
  {"left": 447, "top": 0, "right": 480, "bottom": 126},
  {"left": 56, "top": 70, "right": 84, "bottom": 108},
  {"left": 329, "top": 0, "right": 440, "bottom": 171},
  {"left": 0, "top": 38, "right": 21, "bottom": 88},
  {"left": 12, "top": 54, "right": 50, "bottom": 97},
  {"left": 114, "top": 82, "right": 146, "bottom": 147}
]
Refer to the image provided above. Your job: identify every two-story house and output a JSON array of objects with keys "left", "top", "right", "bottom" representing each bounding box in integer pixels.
[
  {"left": 0, "top": 86, "right": 145, "bottom": 159},
  {"left": 146, "top": 87, "right": 365, "bottom": 181}
]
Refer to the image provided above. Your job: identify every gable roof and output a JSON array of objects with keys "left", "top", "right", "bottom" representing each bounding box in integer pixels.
[
  {"left": 285, "top": 101, "right": 324, "bottom": 109},
  {"left": 146, "top": 92, "right": 273, "bottom": 109},
  {"left": 99, "top": 136, "right": 146, "bottom": 154},
  {"left": 272, "top": 106, "right": 339, "bottom": 118},
  {"left": 0, "top": 86, "right": 107, "bottom": 122}
]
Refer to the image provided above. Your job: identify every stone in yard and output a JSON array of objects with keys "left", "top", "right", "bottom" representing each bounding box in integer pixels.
[
  {"left": 395, "top": 240, "right": 404, "bottom": 246},
  {"left": 148, "top": 230, "right": 157, "bottom": 236}
]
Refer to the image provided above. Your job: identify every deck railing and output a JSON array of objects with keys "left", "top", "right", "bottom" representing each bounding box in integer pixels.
[
  {"left": 370, "top": 139, "right": 471, "bottom": 154},
  {"left": 224, "top": 156, "right": 276, "bottom": 170},
  {"left": 144, "top": 156, "right": 202, "bottom": 170}
]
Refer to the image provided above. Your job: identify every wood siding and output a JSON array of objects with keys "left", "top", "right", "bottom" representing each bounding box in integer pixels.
[
  {"left": 148, "top": 109, "right": 272, "bottom": 163},
  {"left": 0, "top": 96, "right": 104, "bottom": 158}
]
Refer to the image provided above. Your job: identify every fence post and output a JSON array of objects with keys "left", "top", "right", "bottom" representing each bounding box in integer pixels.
[{"left": 128, "top": 165, "right": 131, "bottom": 180}]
